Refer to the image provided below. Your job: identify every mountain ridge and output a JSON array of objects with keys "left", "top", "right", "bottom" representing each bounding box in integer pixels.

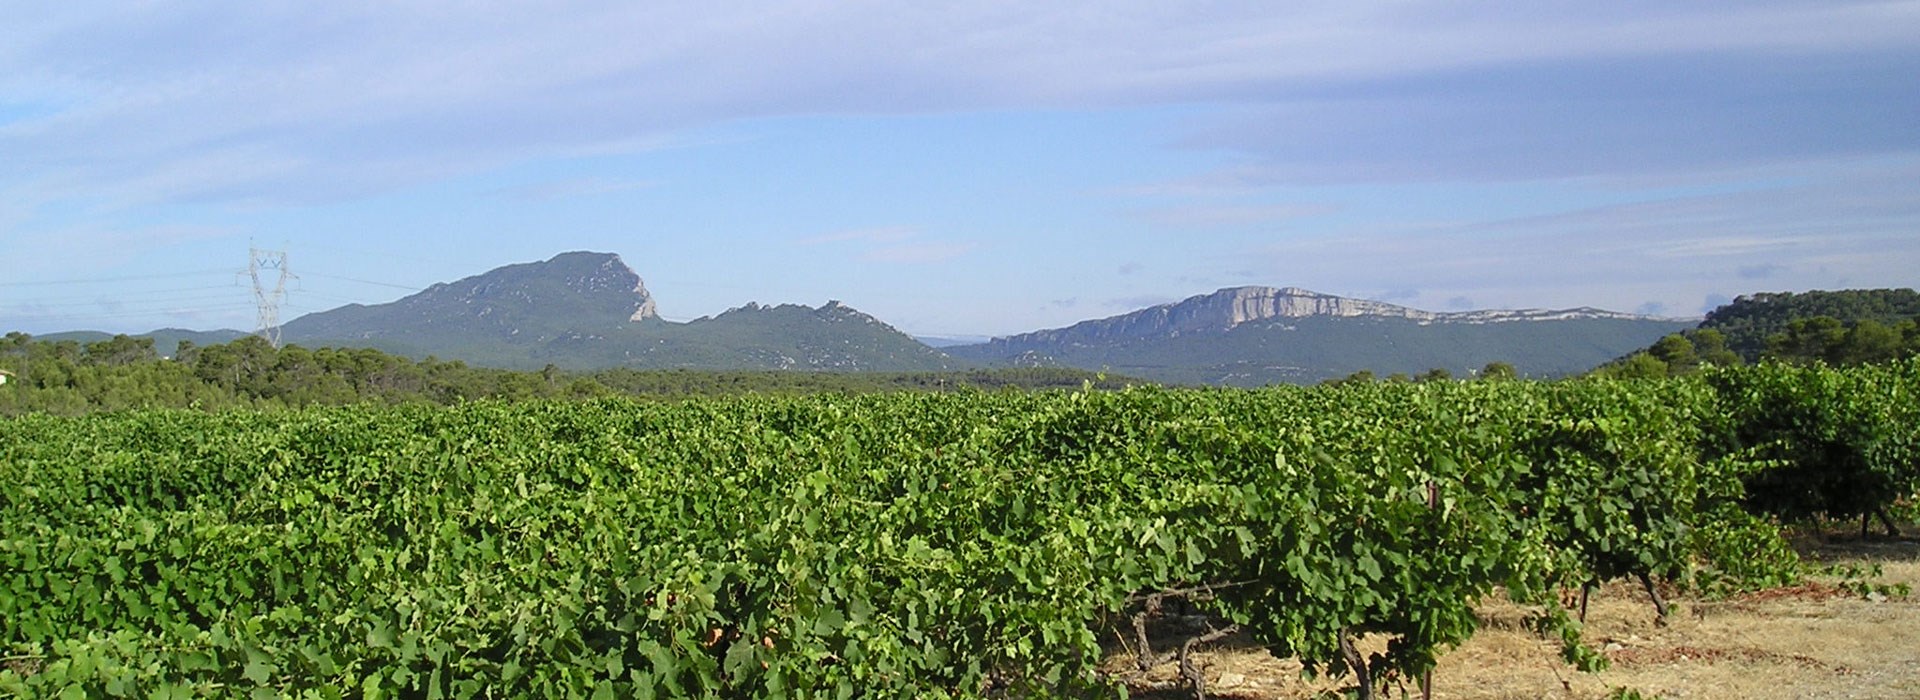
[
  {"left": 20, "top": 253, "right": 1704, "bottom": 384},
  {"left": 278, "top": 251, "right": 954, "bottom": 372},
  {"left": 979, "top": 285, "right": 1684, "bottom": 353},
  {"left": 947, "top": 286, "right": 1694, "bottom": 385}
]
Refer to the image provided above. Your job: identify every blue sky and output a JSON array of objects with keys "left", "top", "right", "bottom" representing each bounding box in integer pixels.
[{"left": 2, "top": 2, "right": 1916, "bottom": 339}]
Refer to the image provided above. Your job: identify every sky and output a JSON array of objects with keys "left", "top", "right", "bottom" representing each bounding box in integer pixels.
[{"left": 2, "top": 2, "right": 1917, "bottom": 340}]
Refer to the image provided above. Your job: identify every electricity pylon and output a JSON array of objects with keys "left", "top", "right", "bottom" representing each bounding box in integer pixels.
[{"left": 248, "top": 246, "right": 294, "bottom": 348}]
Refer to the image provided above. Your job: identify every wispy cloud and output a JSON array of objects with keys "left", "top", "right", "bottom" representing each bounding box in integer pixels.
[
  {"left": 1243, "top": 159, "right": 1920, "bottom": 313},
  {"left": 1, "top": 3, "right": 1913, "bottom": 337},
  {"left": 4, "top": 2, "right": 1913, "bottom": 212}
]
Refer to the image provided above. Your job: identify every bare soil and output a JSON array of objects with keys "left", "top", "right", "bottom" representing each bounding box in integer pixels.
[{"left": 1105, "top": 537, "right": 1920, "bottom": 700}]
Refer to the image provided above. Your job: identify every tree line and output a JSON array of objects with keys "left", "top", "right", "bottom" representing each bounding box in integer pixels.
[
  {"left": 0, "top": 333, "right": 1136, "bottom": 415},
  {"left": 1592, "top": 288, "right": 1920, "bottom": 380}
]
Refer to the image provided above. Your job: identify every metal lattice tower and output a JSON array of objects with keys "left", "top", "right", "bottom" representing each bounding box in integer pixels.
[{"left": 248, "top": 246, "right": 294, "bottom": 348}]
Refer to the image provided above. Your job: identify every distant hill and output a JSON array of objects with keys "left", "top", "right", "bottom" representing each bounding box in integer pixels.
[
  {"left": 1595, "top": 288, "right": 1920, "bottom": 377},
  {"left": 915, "top": 335, "right": 993, "bottom": 348},
  {"left": 945, "top": 287, "right": 1693, "bottom": 385},
  {"left": 280, "top": 251, "right": 957, "bottom": 372},
  {"left": 34, "top": 328, "right": 250, "bottom": 358},
  {"left": 1695, "top": 289, "right": 1920, "bottom": 361}
]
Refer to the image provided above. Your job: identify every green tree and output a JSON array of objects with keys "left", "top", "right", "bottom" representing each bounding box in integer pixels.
[
  {"left": 1766, "top": 316, "right": 1846, "bottom": 363},
  {"left": 1607, "top": 353, "right": 1670, "bottom": 380},
  {"left": 1323, "top": 369, "right": 1376, "bottom": 386},
  {"left": 1829, "top": 320, "right": 1903, "bottom": 365},
  {"left": 1478, "top": 362, "right": 1518, "bottom": 381},
  {"left": 1648, "top": 334, "right": 1697, "bottom": 375},
  {"left": 1702, "top": 288, "right": 1920, "bottom": 360},
  {"left": 1690, "top": 329, "right": 1741, "bottom": 367},
  {"left": 84, "top": 334, "right": 157, "bottom": 366}
]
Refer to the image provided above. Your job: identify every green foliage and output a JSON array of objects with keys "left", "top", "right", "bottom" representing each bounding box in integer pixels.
[
  {"left": 1648, "top": 334, "right": 1698, "bottom": 373},
  {"left": 1601, "top": 289, "right": 1920, "bottom": 378},
  {"left": 1821, "top": 563, "right": 1915, "bottom": 600},
  {"left": 1699, "top": 289, "right": 1920, "bottom": 362},
  {"left": 2, "top": 373, "right": 1865, "bottom": 696},
  {"left": 0, "top": 335, "right": 1142, "bottom": 415},
  {"left": 1766, "top": 317, "right": 1915, "bottom": 365},
  {"left": 1598, "top": 352, "right": 1675, "bottom": 379},
  {"left": 1704, "top": 360, "right": 1920, "bottom": 528}
]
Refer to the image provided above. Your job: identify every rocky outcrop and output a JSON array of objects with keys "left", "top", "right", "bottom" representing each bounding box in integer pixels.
[{"left": 1203, "top": 287, "right": 1437, "bottom": 325}]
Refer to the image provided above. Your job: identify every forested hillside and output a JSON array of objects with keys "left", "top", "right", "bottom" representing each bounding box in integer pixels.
[
  {"left": 1596, "top": 289, "right": 1920, "bottom": 378},
  {"left": 1700, "top": 289, "right": 1920, "bottom": 360}
]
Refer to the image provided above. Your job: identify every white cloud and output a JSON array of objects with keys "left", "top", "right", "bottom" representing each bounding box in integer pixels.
[
  {"left": 3, "top": 2, "right": 1914, "bottom": 209},
  {"left": 1246, "top": 164, "right": 1920, "bottom": 313}
]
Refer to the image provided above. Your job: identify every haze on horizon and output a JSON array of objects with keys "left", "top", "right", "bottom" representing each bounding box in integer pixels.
[{"left": 2, "top": 2, "right": 1916, "bottom": 339}]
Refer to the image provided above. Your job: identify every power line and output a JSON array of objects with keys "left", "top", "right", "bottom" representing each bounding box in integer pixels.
[
  {"left": 291, "top": 290, "right": 387, "bottom": 306},
  {"left": 0, "top": 285, "right": 239, "bottom": 306},
  {"left": 0, "top": 269, "right": 232, "bottom": 287},
  {"left": 5, "top": 293, "right": 251, "bottom": 311},
  {"left": 301, "top": 272, "right": 422, "bottom": 291},
  {"left": 1, "top": 303, "right": 257, "bottom": 323}
]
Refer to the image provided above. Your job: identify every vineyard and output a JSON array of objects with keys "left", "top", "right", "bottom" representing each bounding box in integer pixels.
[{"left": 3, "top": 361, "right": 1917, "bottom": 698}]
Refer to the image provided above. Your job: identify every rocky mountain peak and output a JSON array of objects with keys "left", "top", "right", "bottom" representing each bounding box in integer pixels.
[
  {"left": 412, "top": 251, "right": 657, "bottom": 322},
  {"left": 1200, "top": 286, "right": 1436, "bottom": 326},
  {"left": 282, "top": 251, "right": 658, "bottom": 343}
]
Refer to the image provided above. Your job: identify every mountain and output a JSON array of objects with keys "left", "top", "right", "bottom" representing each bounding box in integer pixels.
[
  {"left": 945, "top": 286, "right": 1694, "bottom": 385},
  {"left": 282, "top": 251, "right": 658, "bottom": 354},
  {"left": 281, "top": 252, "right": 956, "bottom": 372}
]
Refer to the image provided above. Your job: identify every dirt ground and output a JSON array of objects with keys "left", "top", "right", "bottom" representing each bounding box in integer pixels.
[{"left": 1105, "top": 537, "right": 1920, "bottom": 700}]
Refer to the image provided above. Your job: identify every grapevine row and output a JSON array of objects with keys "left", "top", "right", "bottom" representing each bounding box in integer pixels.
[{"left": 2, "top": 360, "right": 1915, "bottom": 697}]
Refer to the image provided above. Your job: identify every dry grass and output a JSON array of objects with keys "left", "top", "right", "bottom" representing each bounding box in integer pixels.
[{"left": 1105, "top": 537, "right": 1920, "bottom": 700}]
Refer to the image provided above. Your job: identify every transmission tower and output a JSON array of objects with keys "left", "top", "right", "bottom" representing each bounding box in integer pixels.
[{"left": 248, "top": 246, "right": 295, "bottom": 348}]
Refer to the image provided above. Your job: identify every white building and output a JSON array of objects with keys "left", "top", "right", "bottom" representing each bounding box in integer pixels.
[{"left": 0, "top": 369, "right": 12, "bottom": 386}]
